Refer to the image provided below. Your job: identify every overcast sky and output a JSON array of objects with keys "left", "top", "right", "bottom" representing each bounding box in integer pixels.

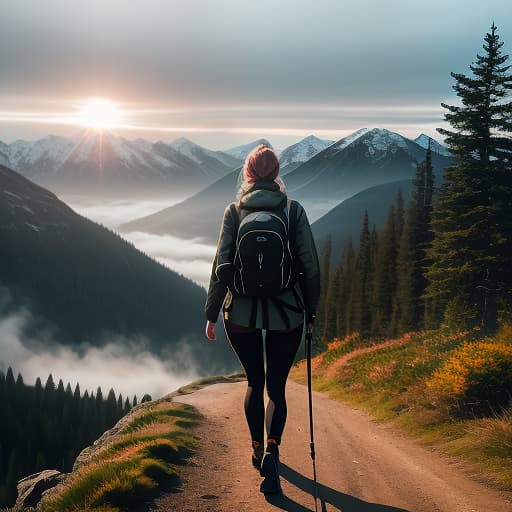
[{"left": 0, "top": 0, "right": 510, "bottom": 149}]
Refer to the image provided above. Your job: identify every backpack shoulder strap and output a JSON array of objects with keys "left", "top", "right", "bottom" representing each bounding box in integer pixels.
[
  {"left": 229, "top": 202, "right": 240, "bottom": 233},
  {"left": 288, "top": 199, "right": 298, "bottom": 250}
]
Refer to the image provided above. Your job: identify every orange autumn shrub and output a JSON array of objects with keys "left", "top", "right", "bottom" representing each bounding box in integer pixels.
[
  {"left": 320, "top": 332, "right": 361, "bottom": 366},
  {"left": 496, "top": 322, "right": 512, "bottom": 344},
  {"left": 426, "top": 340, "right": 512, "bottom": 415}
]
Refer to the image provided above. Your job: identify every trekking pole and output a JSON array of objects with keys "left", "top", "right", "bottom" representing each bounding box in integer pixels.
[{"left": 305, "top": 326, "right": 319, "bottom": 512}]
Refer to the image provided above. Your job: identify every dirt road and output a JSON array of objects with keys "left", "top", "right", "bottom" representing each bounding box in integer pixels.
[{"left": 153, "top": 380, "right": 512, "bottom": 512}]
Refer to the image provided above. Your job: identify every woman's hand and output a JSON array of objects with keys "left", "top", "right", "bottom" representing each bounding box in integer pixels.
[
  {"left": 306, "top": 313, "right": 315, "bottom": 334},
  {"left": 205, "top": 320, "right": 216, "bottom": 341}
]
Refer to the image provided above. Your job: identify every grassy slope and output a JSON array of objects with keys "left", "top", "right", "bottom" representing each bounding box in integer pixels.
[
  {"left": 38, "top": 373, "right": 245, "bottom": 512},
  {"left": 289, "top": 327, "right": 512, "bottom": 490}
]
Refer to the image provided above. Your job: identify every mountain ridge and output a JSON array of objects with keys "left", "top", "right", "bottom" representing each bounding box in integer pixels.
[
  {"left": 1, "top": 132, "right": 243, "bottom": 196},
  {"left": 119, "top": 127, "right": 455, "bottom": 241},
  {"left": 0, "top": 163, "right": 236, "bottom": 372}
]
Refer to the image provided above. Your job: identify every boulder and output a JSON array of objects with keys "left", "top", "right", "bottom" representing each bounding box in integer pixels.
[{"left": 15, "top": 470, "right": 66, "bottom": 510}]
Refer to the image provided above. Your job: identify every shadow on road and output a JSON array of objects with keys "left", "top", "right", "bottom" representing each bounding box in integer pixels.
[{"left": 264, "top": 463, "right": 410, "bottom": 512}]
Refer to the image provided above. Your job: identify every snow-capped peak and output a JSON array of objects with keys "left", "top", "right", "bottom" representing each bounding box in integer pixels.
[
  {"left": 224, "top": 138, "right": 273, "bottom": 160},
  {"left": 329, "top": 127, "right": 370, "bottom": 153},
  {"left": 414, "top": 133, "right": 452, "bottom": 156},
  {"left": 168, "top": 137, "right": 203, "bottom": 163},
  {"left": 279, "top": 135, "right": 334, "bottom": 166},
  {"left": 169, "top": 136, "right": 194, "bottom": 147},
  {"left": 7, "top": 135, "right": 75, "bottom": 168},
  {"left": 364, "top": 127, "right": 409, "bottom": 150}
]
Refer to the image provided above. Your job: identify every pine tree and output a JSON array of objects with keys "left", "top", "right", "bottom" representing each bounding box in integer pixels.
[
  {"left": 394, "top": 190, "right": 405, "bottom": 242},
  {"left": 332, "top": 255, "right": 345, "bottom": 339},
  {"left": 5, "top": 367, "right": 15, "bottom": 388},
  {"left": 15, "top": 373, "right": 24, "bottom": 387},
  {"left": 410, "top": 139, "right": 435, "bottom": 328},
  {"left": 425, "top": 22, "right": 512, "bottom": 330},
  {"left": 323, "top": 263, "right": 342, "bottom": 341},
  {"left": 318, "top": 237, "right": 332, "bottom": 340},
  {"left": 73, "top": 383, "right": 81, "bottom": 401},
  {"left": 44, "top": 374, "right": 55, "bottom": 392},
  {"left": 352, "top": 210, "right": 373, "bottom": 337},
  {"left": 393, "top": 203, "right": 416, "bottom": 332},
  {"left": 337, "top": 238, "right": 356, "bottom": 337},
  {"left": 34, "top": 377, "right": 42, "bottom": 399},
  {"left": 372, "top": 205, "right": 398, "bottom": 336},
  {"left": 57, "top": 379, "right": 65, "bottom": 395},
  {"left": 106, "top": 388, "right": 118, "bottom": 426}
]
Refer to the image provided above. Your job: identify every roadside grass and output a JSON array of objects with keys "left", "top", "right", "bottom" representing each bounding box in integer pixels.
[
  {"left": 168, "top": 372, "right": 246, "bottom": 396},
  {"left": 290, "top": 325, "right": 512, "bottom": 489},
  {"left": 40, "top": 372, "right": 246, "bottom": 512},
  {"left": 41, "top": 401, "right": 199, "bottom": 512}
]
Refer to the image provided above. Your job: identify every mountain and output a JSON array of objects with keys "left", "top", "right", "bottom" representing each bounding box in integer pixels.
[
  {"left": 1, "top": 133, "right": 240, "bottom": 197},
  {"left": 119, "top": 127, "right": 456, "bottom": 244},
  {"left": 414, "top": 133, "right": 452, "bottom": 157},
  {"left": 223, "top": 138, "right": 273, "bottom": 160},
  {"left": 279, "top": 127, "right": 369, "bottom": 193},
  {"left": 6, "top": 135, "right": 75, "bottom": 179},
  {"left": 0, "top": 141, "right": 9, "bottom": 167},
  {"left": 120, "top": 166, "right": 244, "bottom": 243},
  {"left": 169, "top": 137, "right": 241, "bottom": 170},
  {"left": 285, "top": 127, "right": 455, "bottom": 203},
  {"left": 278, "top": 135, "right": 334, "bottom": 175},
  {"left": 311, "top": 179, "right": 413, "bottom": 266},
  {"left": 0, "top": 164, "right": 236, "bottom": 373},
  {"left": 311, "top": 163, "right": 447, "bottom": 267}
]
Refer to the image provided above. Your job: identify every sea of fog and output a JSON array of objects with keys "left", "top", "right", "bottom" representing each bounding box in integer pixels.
[
  {"left": 62, "top": 194, "right": 337, "bottom": 288},
  {"left": 63, "top": 194, "right": 217, "bottom": 288},
  {"left": 1, "top": 194, "right": 336, "bottom": 400}
]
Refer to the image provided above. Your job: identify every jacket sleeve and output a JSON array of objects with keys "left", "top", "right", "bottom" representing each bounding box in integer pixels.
[
  {"left": 294, "top": 202, "right": 321, "bottom": 322},
  {"left": 205, "top": 203, "right": 237, "bottom": 323}
]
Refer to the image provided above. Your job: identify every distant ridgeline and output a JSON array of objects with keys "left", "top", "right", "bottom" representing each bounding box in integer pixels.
[
  {"left": 0, "top": 132, "right": 243, "bottom": 197},
  {"left": 0, "top": 367, "right": 150, "bottom": 508},
  {"left": 119, "top": 128, "right": 455, "bottom": 244},
  {"left": 0, "top": 164, "right": 237, "bottom": 374}
]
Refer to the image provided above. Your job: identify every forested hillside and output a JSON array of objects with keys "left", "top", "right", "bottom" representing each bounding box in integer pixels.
[{"left": 0, "top": 164, "right": 236, "bottom": 372}]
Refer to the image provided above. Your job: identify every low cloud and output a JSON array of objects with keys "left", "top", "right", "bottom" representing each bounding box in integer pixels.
[
  {"left": 65, "top": 196, "right": 216, "bottom": 288},
  {"left": 123, "top": 231, "right": 215, "bottom": 287},
  {"left": 0, "top": 302, "right": 200, "bottom": 400},
  {"left": 62, "top": 195, "right": 180, "bottom": 228}
]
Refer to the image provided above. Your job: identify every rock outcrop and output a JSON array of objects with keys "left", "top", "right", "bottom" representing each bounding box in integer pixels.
[{"left": 15, "top": 470, "right": 66, "bottom": 511}]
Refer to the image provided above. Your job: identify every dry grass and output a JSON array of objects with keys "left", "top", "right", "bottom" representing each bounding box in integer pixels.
[
  {"left": 40, "top": 374, "right": 249, "bottom": 512},
  {"left": 290, "top": 324, "right": 512, "bottom": 490}
]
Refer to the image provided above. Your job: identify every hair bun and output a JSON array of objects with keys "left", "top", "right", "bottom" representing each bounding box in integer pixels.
[{"left": 243, "top": 144, "right": 280, "bottom": 183}]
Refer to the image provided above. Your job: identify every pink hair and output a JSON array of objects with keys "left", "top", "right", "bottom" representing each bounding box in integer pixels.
[{"left": 243, "top": 144, "right": 280, "bottom": 183}]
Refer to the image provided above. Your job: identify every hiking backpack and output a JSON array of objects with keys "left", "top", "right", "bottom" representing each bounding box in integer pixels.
[{"left": 229, "top": 197, "right": 298, "bottom": 298}]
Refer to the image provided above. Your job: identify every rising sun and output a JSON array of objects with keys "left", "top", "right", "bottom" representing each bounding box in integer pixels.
[{"left": 76, "top": 97, "right": 123, "bottom": 130}]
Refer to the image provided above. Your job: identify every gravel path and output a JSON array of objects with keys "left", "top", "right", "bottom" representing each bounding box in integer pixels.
[{"left": 152, "top": 380, "right": 512, "bottom": 512}]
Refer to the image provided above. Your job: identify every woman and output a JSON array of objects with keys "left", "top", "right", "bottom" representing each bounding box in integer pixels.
[{"left": 204, "top": 143, "right": 320, "bottom": 494}]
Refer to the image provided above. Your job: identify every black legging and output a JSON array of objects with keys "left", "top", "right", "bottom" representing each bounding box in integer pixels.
[{"left": 223, "top": 319, "right": 303, "bottom": 445}]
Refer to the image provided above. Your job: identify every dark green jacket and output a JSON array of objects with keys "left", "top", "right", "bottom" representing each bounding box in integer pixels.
[{"left": 205, "top": 180, "right": 321, "bottom": 330}]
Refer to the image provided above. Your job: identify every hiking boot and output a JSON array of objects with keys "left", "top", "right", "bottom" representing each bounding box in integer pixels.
[
  {"left": 259, "top": 443, "right": 282, "bottom": 494},
  {"left": 251, "top": 440, "right": 264, "bottom": 470}
]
